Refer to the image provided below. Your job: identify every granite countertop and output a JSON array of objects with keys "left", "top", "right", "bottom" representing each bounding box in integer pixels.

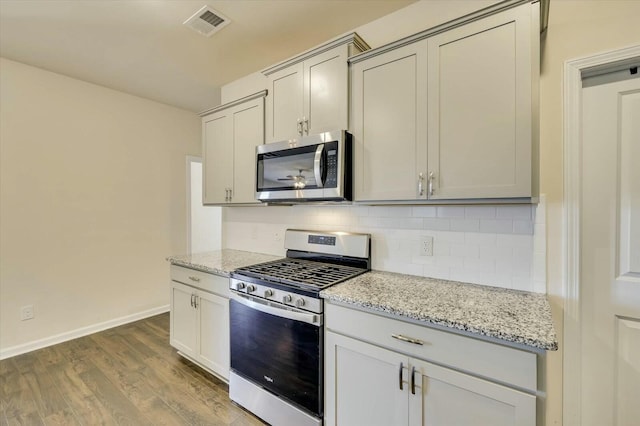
[
  {"left": 167, "top": 249, "right": 281, "bottom": 277},
  {"left": 320, "top": 270, "right": 558, "bottom": 351}
]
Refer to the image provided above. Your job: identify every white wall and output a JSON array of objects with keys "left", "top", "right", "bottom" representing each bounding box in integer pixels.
[{"left": 0, "top": 58, "right": 201, "bottom": 357}]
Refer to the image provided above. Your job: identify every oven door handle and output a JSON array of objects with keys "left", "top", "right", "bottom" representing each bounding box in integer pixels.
[
  {"left": 313, "top": 144, "right": 325, "bottom": 188},
  {"left": 231, "top": 293, "right": 322, "bottom": 327}
]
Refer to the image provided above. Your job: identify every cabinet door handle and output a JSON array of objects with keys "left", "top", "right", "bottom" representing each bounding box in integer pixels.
[
  {"left": 392, "top": 334, "right": 424, "bottom": 345},
  {"left": 193, "top": 295, "right": 198, "bottom": 309},
  {"left": 428, "top": 172, "right": 435, "bottom": 196},
  {"left": 190, "top": 294, "right": 194, "bottom": 308},
  {"left": 228, "top": 188, "right": 232, "bottom": 202},
  {"left": 411, "top": 366, "right": 417, "bottom": 395},
  {"left": 303, "top": 116, "right": 309, "bottom": 135},
  {"left": 188, "top": 276, "right": 200, "bottom": 282},
  {"left": 399, "top": 362, "right": 405, "bottom": 390},
  {"left": 297, "top": 118, "right": 303, "bottom": 135},
  {"left": 418, "top": 173, "right": 424, "bottom": 196}
]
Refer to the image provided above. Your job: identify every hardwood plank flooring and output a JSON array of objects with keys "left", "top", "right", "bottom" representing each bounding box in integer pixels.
[{"left": 0, "top": 314, "right": 266, "bottom": 425}]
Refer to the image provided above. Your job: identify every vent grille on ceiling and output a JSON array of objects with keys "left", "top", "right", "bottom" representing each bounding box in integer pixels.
[{"left": 184, "top": 5, "right": 230, "bottom": 37}]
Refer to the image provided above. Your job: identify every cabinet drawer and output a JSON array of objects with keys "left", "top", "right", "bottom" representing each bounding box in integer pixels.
[
  {"left": 170, "top": 265, "right": 229, "bottom": 298},
  {"left": 325, "top": 303, "right": 536, "bottom": 391}
]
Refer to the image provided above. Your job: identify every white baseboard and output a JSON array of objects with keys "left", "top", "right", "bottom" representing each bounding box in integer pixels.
[{"left": 0, "top": 305, "right": 170, "bottom": 360}]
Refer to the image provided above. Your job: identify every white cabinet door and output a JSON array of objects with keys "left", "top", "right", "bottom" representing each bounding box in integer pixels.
[
  {"left": 170, "top": 281, "right": 198, "bottom": 357},
  {"left": 202, "top": 95, "right": 264, "bottom": 205},
  {"left": 427, "top": 4, "right": 535, "bottom": 199},
  {"left": 325, "top": 331, "right": 409, "bottom": 426},
  {"left": 231, "top": 98, "right": 264, "bottom": 204},
  {"left": 409, "top": 358, "right": 535, "bottom": 426},
  {"left": 304, "top": 45, "right": 348, "bottom": 136},
  {"left": 202, "top": 111, "right": 233, "bottom": 204},
  {"left": 197, "top": 290, "right": 230, "bottom": 381},
  {"left": 266, "top": 63, "right": 304, "bottom": 143},
  {"left": 352, "top": 41, "right": 428, "bottom": 201}
]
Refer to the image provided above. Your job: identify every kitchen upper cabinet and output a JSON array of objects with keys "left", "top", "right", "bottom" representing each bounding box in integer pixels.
[
  {"left": 263, "top": 33, "right": 369, "bottom": 143},
  {"left": 325, "top": 304, "right": 537, "bottom": 426},
  {"left": 351, "top": 41, "right": 428, "bottom": 201},
  {"left": 170, "top": 266, "right": 230, "bottom": 381},
  {"left": 201, "top": 91, "right": 266, "bottom": 205},
  {"left": 426, "top": 4, "right": 538, "bottom": 200},
  {"left": 350, "top": 2, "right": 539, "bottom": 203}
]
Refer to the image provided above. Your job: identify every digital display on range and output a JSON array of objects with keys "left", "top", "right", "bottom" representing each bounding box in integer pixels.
[{"left": 308, "top": 235, "right": 336, "bottom": 246}]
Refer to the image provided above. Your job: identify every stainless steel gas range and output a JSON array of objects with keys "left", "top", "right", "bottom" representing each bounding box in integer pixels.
[{"left": 228, "top": 229, "right": 371, "bottom": 426}]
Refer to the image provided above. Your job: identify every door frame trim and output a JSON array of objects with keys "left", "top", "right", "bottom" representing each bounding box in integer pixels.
[{"left": 562, "top": 44, "right": 640, "bottom": 426}]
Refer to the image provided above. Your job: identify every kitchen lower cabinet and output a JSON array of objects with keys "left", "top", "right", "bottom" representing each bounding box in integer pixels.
[
  {"left": 201, "top": 91, "right": 265, "bottom": 205},
  {"left": 170, "top": 266, "right": 230, "bottom": 381},
  {"left": 325, "top": 303, "right": 537, "bottom": 426}
]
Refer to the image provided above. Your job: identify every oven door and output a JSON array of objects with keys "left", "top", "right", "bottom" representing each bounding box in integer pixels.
[{"left": 229, "top": 293, "right": 323, "bottom": 417}]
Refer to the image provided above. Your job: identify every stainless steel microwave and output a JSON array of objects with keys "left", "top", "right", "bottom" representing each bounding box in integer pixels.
[{"left": 256, "top": 130, "right": 352, "bottom": 202}]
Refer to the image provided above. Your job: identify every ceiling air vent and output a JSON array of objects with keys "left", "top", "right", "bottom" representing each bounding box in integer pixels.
[{"left": 184, "top": 5, "right": 230, "bottom": 37}]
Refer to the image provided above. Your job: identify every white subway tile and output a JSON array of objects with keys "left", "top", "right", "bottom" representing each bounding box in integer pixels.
[
  {"left": 479, "top": 219, "right": 514, "bottom": 234},
  {"left": 465, "top": 232, "right": 497, "bottom": 245},
  {"left": 412, "top": 206, "right": 437, "bottom": 217},
  {"left": 433, "top": 241, "right": 450, "bottom": 256},
  {"left": 450, "top": 244, "right": 480, "bottom": 258},
  {"left": 359, "top": 216, "right": 382, "bottom": 228},
  {"left": 411, "top": 255, "right": 436, "bottom": 266},
  {"left": 378, "top": 260, "right": 424, "bottom": 276},
  {"left": 513, "top": 220, "right": 534, "bottom": 235},
  {"left": 381, "top": 217, "right": 425, "bottom": 229},
  {"left": 436, "top": 256, "right": 464, "bottom": 268},
  {"left": 496, "top": 234, "right": 533, "bottom": 248},
  {"left": 510, "top": 276, "right": 534, "bottom": 292},
  {"left": 424, "top": 218, "right": 450, "bottom": 231},
  {"left": 422, "top": 265, "right": 451, "bottom": 280},
  {"left": 437, "top": 206, "right": 466, "bottom": 218},
  {"left": 464, "top": 206, "right": 497, "bottom": 218},
  {"left": 463, "top": 257, "right": 496, "bottom": 273},
  {"left": 450, "top": 218, "right": 480, "bottom": 232},
  {"left": 432, "top": 231, "right": 465, "bottom": 244},
  {"left": 496, "top": 205, "right": 533, "bottom": 219}
]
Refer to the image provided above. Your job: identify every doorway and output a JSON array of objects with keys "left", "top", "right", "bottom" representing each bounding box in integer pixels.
[
  {"left": 186, "top": 156, "right": 221, "bottom": 254},
  {"left": 563, "top": 46, "right": 640, "bottom": 426}
]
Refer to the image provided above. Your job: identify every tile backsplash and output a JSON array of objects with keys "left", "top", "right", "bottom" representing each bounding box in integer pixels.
[{"left": 222, "top": 196, "right": 546, "bottom": 293}]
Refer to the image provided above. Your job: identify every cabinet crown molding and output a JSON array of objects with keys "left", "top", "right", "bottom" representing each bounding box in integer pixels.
[
  {"left": 262, "top": 32, "right": 369, "bottom": 76},
  {"left": 349, "top": 0, "right": 543, "bottom": 65},
  {"left": 199, "top": 90, "right": 267, "bottom": 117}
]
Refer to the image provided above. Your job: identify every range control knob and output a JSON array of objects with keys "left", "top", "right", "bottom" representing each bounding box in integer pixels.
[
  {"left": 236, "top": 282, "right": 246, "bottom": 290},
  {"left": 246, "top": 284, "right": 256, "bottom": 293},
  {"left": 283, "top": 294, "right": 293, "bottom": 303},
  {"left": 264, "top": 289, "right": 274, "bottom": 298},
  {"left": 295, "top": 298, "right": 306, "bottom": 308}
]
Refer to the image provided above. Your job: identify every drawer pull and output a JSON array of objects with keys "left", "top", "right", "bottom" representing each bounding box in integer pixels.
[
  {"left": 188, "top": 276, "right": 201, "bottom": 282},
  {"left": 392, "top": 334, "right": 424, "bottom": 346}
]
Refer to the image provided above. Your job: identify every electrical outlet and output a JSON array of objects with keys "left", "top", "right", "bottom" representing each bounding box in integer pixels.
[
  {"left": 419, "top": 236, "right": 434, "bottom": 256},
  {"left": 21, "top": 305, "right": 34, "bottom": 321}
]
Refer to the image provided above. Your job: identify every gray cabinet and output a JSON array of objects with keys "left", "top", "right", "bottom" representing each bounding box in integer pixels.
[
  {"left": 350, "top": 2, "right": 539, "bottom": 203},
  {"left": 427, "top": 4, "right": 538, "bottom": 200},
  {"left": 351, "top": 41, "right": 428, "bottom": 201},
  {"left": 169, "top": 265, "right": 230, "bottom": 381},
  {"left": 324, "top": 303, "right": 537, "bottom": 426},
  {"left": 263, "top": 33, "right": 368, "bottom": 143},
  {"left": 201, "top": 91, "right": 265, "bottom": 205}
]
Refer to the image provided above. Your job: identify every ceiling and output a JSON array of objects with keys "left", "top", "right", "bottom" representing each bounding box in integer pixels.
[{"left": 0, "top": 0, "right": 415, "bottom": 112}]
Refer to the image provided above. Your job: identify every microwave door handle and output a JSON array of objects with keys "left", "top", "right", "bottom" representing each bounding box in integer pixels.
[{"left": 314, "top": 144, "right": 325, "bottom": 188}]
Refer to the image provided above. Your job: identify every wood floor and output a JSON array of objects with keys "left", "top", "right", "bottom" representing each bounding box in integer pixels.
[{"left": 0, "top": 313, "right": 266, "bottom": 425}]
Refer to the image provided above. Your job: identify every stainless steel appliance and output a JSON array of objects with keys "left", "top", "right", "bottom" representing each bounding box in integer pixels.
[
  {"left": 229, "top": 229, "right": 371, "bottom": 426},
  {"left": 256, "top": 130, "right": 352, "bottom": 202}
]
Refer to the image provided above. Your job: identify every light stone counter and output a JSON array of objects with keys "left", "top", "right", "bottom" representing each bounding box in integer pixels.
[
  {"left": 321, "top": 270, "right": 558, "bottom": 351},
  {"left": 167, "top": 249, "right": 281, "bottom": 277}
]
